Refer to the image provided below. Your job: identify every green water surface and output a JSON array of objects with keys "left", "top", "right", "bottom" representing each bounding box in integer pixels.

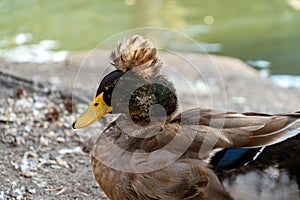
[{"left": 1, "top": 0, "right": 300, "bottom": 74}]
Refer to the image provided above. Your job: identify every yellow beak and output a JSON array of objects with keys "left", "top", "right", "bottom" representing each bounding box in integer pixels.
[{"left": 72, "top": 93, "right": 112, "bottom": 129}]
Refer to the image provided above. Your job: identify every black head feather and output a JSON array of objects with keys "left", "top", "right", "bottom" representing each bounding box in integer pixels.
[{"left": 96, "top": 70, "right": 124, "bottom": 106}]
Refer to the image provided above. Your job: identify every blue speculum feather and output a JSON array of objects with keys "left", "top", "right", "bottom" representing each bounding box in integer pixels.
[
  {"left": 211, "top": 148, "right": 263, "bottom": 170},
  {"left": 216, "top": 149, "right": 250, "bottom": 169}
]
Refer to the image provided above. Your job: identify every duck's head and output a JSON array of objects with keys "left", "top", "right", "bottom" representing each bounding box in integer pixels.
[{"left": 73, "top": 35, "right": 177, "bottom": 129}]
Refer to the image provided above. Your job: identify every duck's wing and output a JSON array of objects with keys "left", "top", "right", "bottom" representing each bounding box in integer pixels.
[{"left": 172, "top": 108, "right": 300, "bottom": 148}]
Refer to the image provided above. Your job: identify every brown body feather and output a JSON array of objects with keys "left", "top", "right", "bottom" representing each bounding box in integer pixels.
[{"left": 92, "top": 110, "right": 300, "bottom": 199}]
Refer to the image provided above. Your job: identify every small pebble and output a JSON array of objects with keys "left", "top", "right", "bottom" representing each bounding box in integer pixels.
[
  {"left": 47, "top": 131, "right": 55, "bottom": 137},
  {"left": 58, "top": 148, "right": 73, "bottom": 155},
  {"left": 27, "top": 188, "right": 36, "bottom": 194},
  {"left": 55, "top": 137, "right": 65, "bottom": 143},
  {"left": 34, "top": 101, "right": 46, "bottom": 109},
  {"left": 16, "top": 195, "right": 23, "bottom": 200},
  {"left": 50, "top": 165, "right": 62, "bottom": 169},
  {"left": 56, "top": 159, "right": 69, "bottom": 168},
  {"left": 40, "top": 136, "right": 49, "bottom": 146},
  {"left": 63, "top": 122, "right": 70, "bottom": 128},
  {"left": 9, "top": 113, "right": 17, "bottom": 121},
  {"left": 43, "top": 122, "right": 49, "bottom": 129},
  {"left": 24, "top": 125, "right": 31, "bottom": 133},
  {"left": 73, "top": 146, "right": 83, "bottom": 153},
  {"left": 78, "top": 159, "right": 86, "bottom": 164},
  {"left": 21, "top": 171, "right": 35, "bottom": 178}
]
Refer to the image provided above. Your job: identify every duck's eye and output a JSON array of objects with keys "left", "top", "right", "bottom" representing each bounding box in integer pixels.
[{"left": 94, "top": 102, "right": 99, "bottom": 106}]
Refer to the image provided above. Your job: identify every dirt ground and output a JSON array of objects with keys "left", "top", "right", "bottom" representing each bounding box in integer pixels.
[
  {"left": 0, "top": 71, "right": 108, "bottom": 199},
  {"left": 0, "top": 52, "right": 299, "bottom": 199}
]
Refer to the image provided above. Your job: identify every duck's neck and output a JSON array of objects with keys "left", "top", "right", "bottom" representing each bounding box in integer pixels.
[{"left": 112, "top": 74, "right": 177, "bottom": 125}]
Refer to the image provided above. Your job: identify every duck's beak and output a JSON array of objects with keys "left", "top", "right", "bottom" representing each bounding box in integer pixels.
[{"left": 72, "top": 93, "right": 112, "bottom": 129}]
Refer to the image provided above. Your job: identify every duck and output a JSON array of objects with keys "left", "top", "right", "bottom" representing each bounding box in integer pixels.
[{"left": 72, "top": 35, "right": 300, "bottom": 200}]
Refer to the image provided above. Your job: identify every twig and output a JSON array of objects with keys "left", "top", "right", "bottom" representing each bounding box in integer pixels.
[
  {"left": 0, "top": 70, "right": 50, "bottom": 94},
  {"left": 0, "top": 118, "right": 14, "bottom": 124},
  {"left": 44, "top": 185, "right": 64, "bottom": 191}
]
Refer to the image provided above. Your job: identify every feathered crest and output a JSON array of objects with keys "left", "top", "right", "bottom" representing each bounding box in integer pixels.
[{"left": 110, "top": 35, "right": 162, "bottom": 78}]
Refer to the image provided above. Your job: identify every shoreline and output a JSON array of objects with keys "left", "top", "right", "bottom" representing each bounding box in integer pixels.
[{"left": 1, "top": 51, "right": 299, "bottom": 113}]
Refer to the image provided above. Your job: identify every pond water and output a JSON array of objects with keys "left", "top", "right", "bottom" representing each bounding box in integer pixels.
[{"left": 0, "top": 0, "right": 300, "bottom": 75}]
